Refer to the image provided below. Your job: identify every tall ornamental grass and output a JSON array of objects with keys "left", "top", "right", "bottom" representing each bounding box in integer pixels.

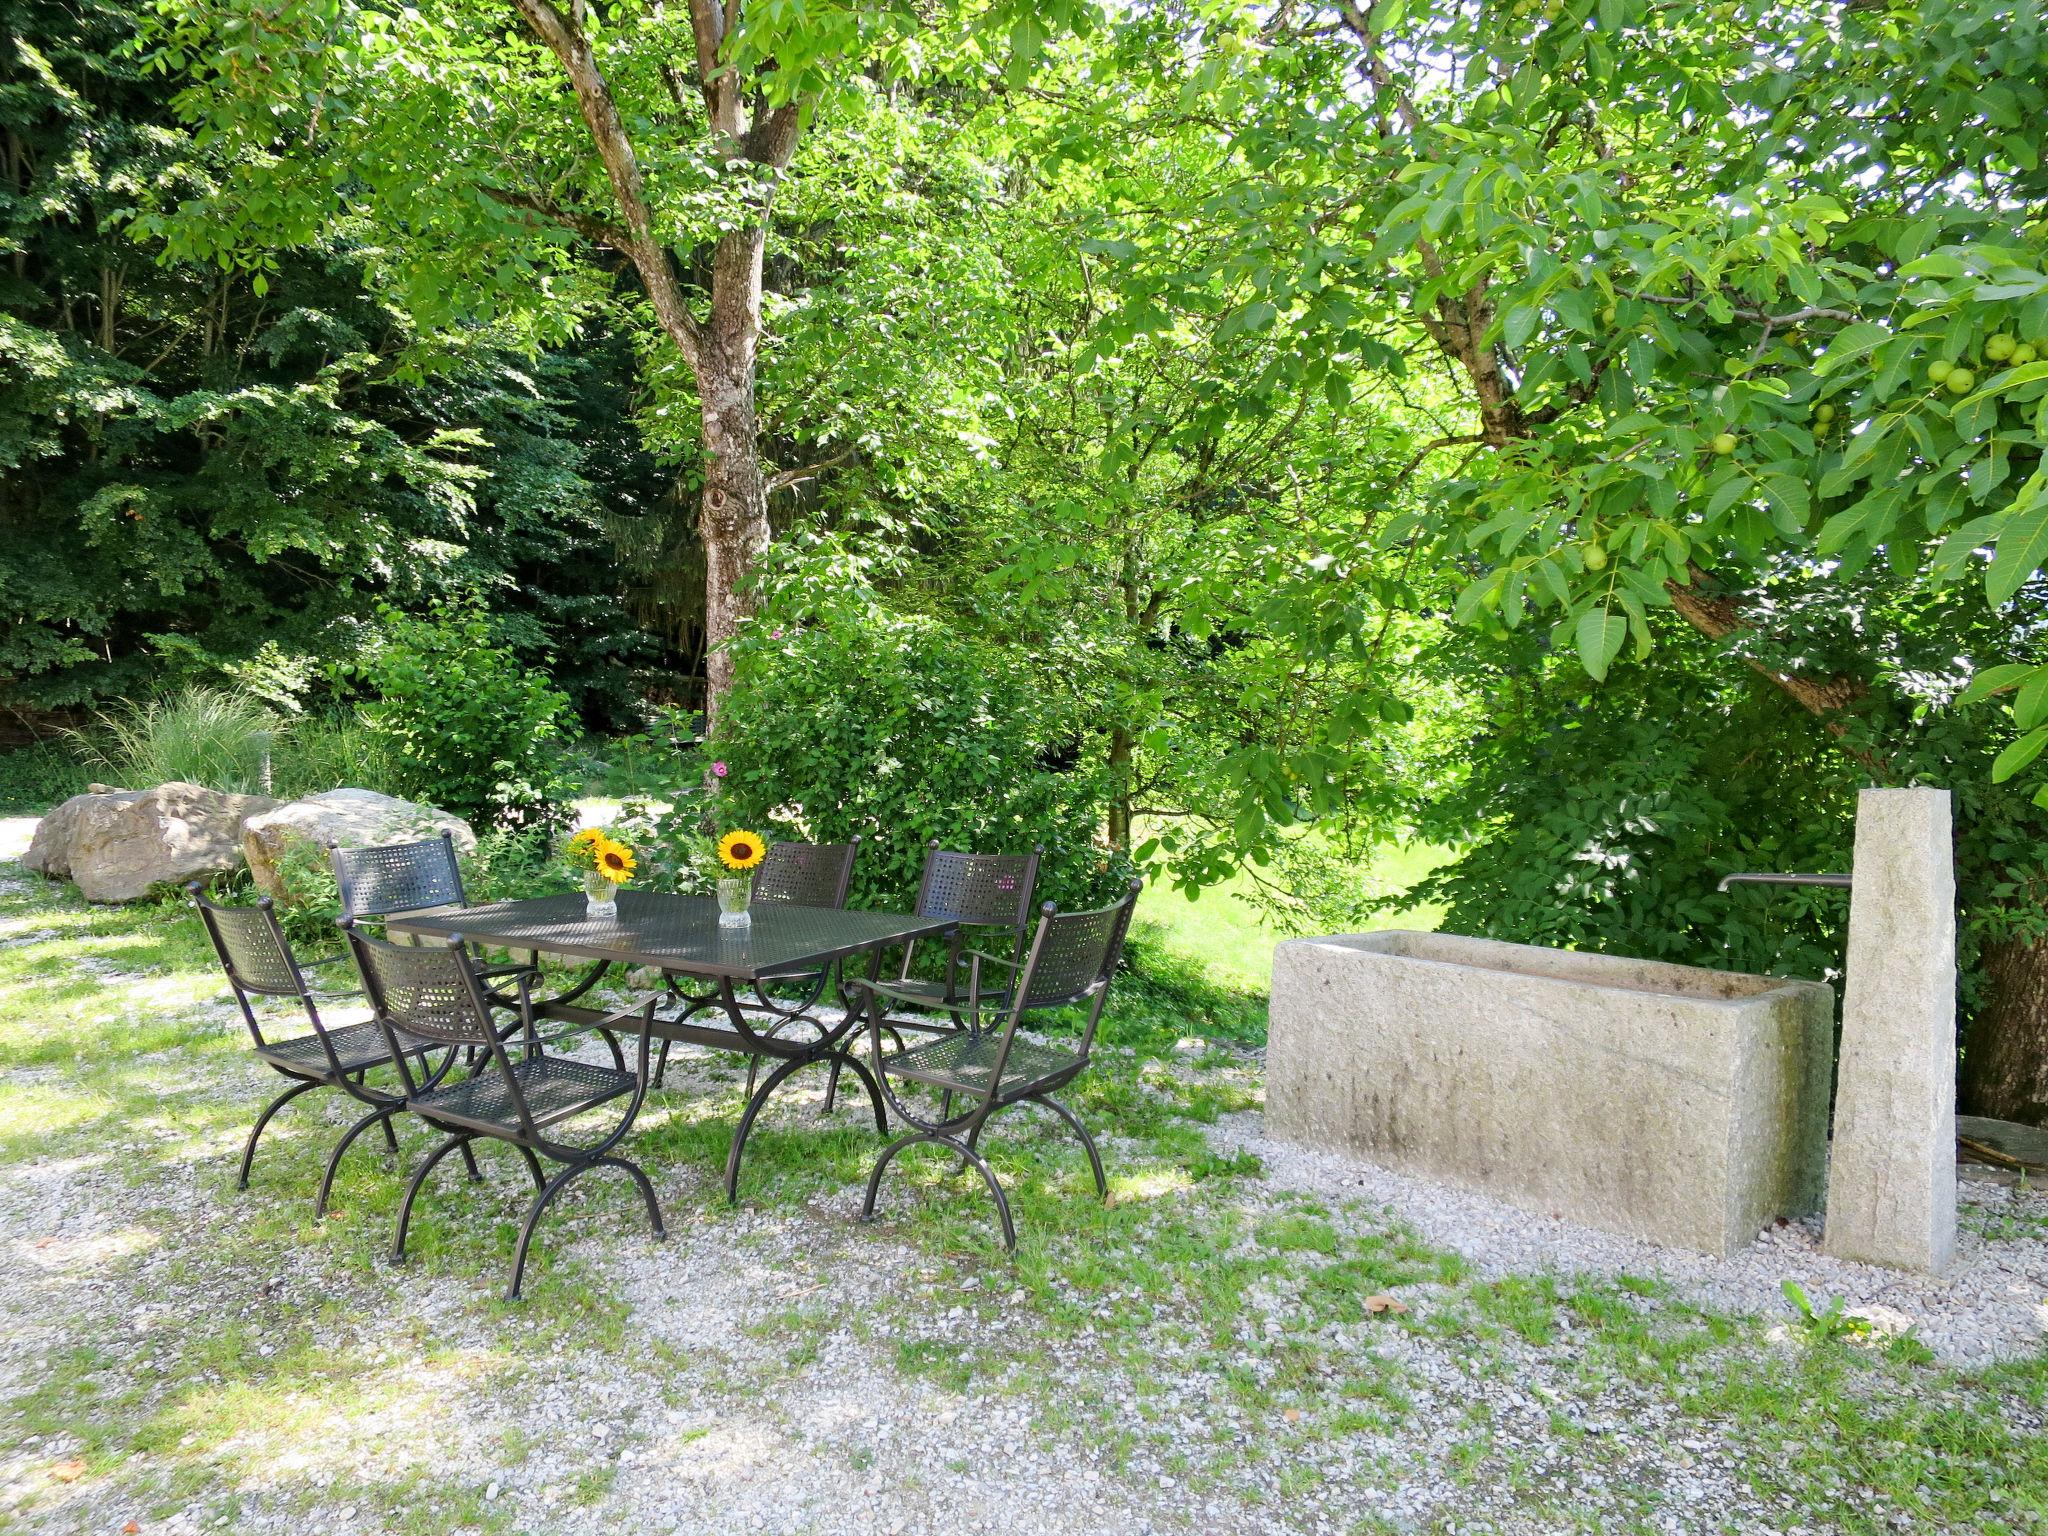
[{"left": 77, "top": 686, "right": 280, "bottom": 795}]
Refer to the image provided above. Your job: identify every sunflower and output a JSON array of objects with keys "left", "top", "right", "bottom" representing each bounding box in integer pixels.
[
  {"left": 596, "top": 838, "right": 636, "bottom": 883},
  {"left": 567, "top": 827, "right": 603, "bottom": 854},
  {"left": 716, "top": 829, "right": 766, "bottom": 871}
]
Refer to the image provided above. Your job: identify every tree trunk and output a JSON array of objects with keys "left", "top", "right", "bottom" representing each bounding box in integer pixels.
[
  {"left": 1106, "top": 724, "right": 1135, "bottom": 850},
  {"left": 696, "top": 360, "right": 772, "bottom": 731},
  {"left": 1961, "top": 931, "right": 2048, "bottom": 1124}
]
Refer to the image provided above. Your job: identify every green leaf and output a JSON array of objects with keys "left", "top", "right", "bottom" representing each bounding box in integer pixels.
[
  {"left": 1956, "top": 662, "right": 2037, "bottom": 706},
  {"left": 1986, "top": 487, "right": 2048, "bottom": 606},
  {"left": 1574, "top": 609, "right": 1626, "bottom": 681},
  {"left": 1992, "top": 725, "right": 2048, "bottom": 783}
]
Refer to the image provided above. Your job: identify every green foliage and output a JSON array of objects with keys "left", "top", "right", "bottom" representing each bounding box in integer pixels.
[
  {"left": 265, "top": 712, "right": 400, "bottom": 802},
  {"left": 0, "top": 0, "right": 664, "bottom": 721},
  {"left": 76, "top": 686, "right": 279, "bottom": 795},
  {"left": 708, "top": 594, "right": 1125, "bottom": 911},
  {"left": 1781, "top": 1281, "right": 1874, "bottom": 1344},
  {"left": 0, "top": 742, "right": 95, "bottom": 815},
  {"left": 339, "top": 601, "right": 575, "bottom": 828}
]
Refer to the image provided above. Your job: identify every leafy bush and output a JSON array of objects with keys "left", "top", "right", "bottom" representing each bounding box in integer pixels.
[
  {"left": 339, "top": 600, "right": 576, "bottom": 828},
  {"left": 268, "top": 711, "right": 402, "bottom": 802},
  {"left": 707, "top": 603, "right": 1125, "bottom": 911},
  {"left": 77, "top": 686, "right": 281, "bottom": 795}
]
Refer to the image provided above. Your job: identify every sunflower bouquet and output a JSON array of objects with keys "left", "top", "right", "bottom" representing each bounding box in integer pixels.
[{"left": 566, "top": 826, "right": 637, "bottom": 918}]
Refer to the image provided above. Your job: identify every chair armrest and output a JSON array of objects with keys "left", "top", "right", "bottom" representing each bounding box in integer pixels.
[
  {"left": 847, "top": 976, "right": 960, "bottom": 1010},
  {"left": 961, "top": 948, "right": 1019, "bottom": 971}
]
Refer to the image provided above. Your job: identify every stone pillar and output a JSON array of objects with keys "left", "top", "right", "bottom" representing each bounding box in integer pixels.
[{"left": 1823, "top": 787, "right": 1957, "bottom": 1274}]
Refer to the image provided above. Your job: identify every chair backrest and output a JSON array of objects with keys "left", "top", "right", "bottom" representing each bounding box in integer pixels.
[
  {"left": 189, "top": 883, "right": 323, "bottom": 1055},
  {"left": 190, "top": 886, "right": 308, "bottom": 999},
  {"left": 913, "top": 841, "right": 1043, "bottom": 929},
  {"left": 344, "top": 923, "right": 497, "bottom": 1051},
  {"left": 345, "top": 923, "right": 547, "bottom": 1130},
  {"left": 753, "top": 838, "right": 860, "bottom": 908},
  {"left": 331, "top": 833, "right": 467, "bottom": 922},
  {"left": 1017, "top": 881, "right": 1144, "bottom": 1013}
]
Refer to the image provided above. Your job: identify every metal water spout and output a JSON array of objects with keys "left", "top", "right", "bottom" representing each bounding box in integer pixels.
[{"left": 1715, "top": 871, "right": 1853, "bottom": 893}]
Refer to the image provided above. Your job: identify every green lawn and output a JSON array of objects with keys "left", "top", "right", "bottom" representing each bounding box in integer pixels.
[{"left": 1137, "top": 839, "right": 1451, "bottom": 993}]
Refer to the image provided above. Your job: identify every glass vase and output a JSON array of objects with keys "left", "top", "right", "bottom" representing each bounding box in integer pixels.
[
  {"left": 583, "top": 870, "right": 618, "bottom": 920},
  {"left": 716, "top": 875, "right": 752, "bottom": 929}
]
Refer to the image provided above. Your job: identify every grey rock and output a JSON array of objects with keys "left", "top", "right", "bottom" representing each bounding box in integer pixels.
[
  {"left": 241, "top": 787, "right": 475, "bottom": 899},
  {"left": 1824, "top": 787, "right": 1958, "bottom": 1274},
  {"left": 26, "top": 782, "right": 281, "bottom": 902},
  {"left": 1266, "top": 929, "right": 1834, "bottom": 1257}
]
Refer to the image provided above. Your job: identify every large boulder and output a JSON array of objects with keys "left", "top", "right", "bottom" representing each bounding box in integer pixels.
[
  {"left": 25, "top": 783, "right": 282, "bottom": 903},
  {"left": 243, "top": 788, "right": 476, "bottom": 900}
]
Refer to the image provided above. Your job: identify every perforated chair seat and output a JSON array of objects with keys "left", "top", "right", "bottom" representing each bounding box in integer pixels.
[
  {"left": 411, "top": 1055, "right": 636, "bottom": 1135},
  {"left": 858, "top": 975, "right": 1014, "bottom": 1024},
  {"left": 255, "top": 1020, "right": 434, "bottom": 1079},
  {"left": 881, "top": 1031, "right": 1082, "bottom": 1100}
]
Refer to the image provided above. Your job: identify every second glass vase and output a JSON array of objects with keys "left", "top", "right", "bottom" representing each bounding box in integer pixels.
[{"left": 716, "top": 875, "right": 752, "bottom": 929}]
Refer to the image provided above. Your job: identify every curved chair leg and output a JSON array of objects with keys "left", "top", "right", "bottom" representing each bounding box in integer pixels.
[
  {"left": 597, "top": 1029, "right": 625, "bottom": 1073},
  {"left": 860, "top": 1131, "right": 937, "bottom": 1221},
  {"left": 392, "top": 1134, "right": 472, "bottom": 1264},
  {"left": 378, "top": 1113, "right": 400, "bottom": 1153},
  {"left": 1033, "top": 1093, "right": 1108, "bottom": 1198},
  {"left": 653, "top": 1038, "right": 672, "bottom": 1089},
  {"left": 506, "top": 1160, "right": 590, "bottom": 1301},
  {"left": 238, "top": 1079, "right": 320, "bottom": 1190},
  {"left": 517, "top": 1145, "right": 547, "bottom": 1191},
  {"left": 861, "top": 1131, "right": 1017, "bottom": 1252},
  {"left": 956, "top": 1138, "right": 1018, "bottom": 1253},
  {"left": 315, "top": 1105, "right": 398, "bottom": 1219},
  {"left": 461, "top": 1140, "right": 484, "bottom": 1181},
  {"left": 596, "top": 1154, "right": 666, "bottom": 1239}
]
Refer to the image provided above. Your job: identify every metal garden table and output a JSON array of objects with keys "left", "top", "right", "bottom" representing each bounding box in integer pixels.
[{"left": 385, "top": 889, "right": 955, "bottom": 1201}]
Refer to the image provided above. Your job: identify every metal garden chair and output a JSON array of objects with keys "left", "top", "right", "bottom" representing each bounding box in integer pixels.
[
  {"left": 817, "top": 840, "right": 1041, "bottom": 1112},
  {"left": 190, "top": 884, "right": 460, "bottom": 1218},
  {"left": 853, "top": 880, "right": 1142, "bottom": 1252},
  {"left": 330, "top": 832, "right": 540, "bottom": 1000},
  {"left": 343, "top": 922, "right": 665, "bottom": 1300}
]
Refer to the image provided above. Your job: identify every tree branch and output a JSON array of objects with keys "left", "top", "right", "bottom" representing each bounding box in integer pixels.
[
  {"left": 765, "top": 444, "right": 856, "bottom": 495},
  {"left": 508, "top": 0, "right": 707, "bottom": 370}
]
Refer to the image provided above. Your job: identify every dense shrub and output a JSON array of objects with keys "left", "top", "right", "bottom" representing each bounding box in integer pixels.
[
  {"left": 707, "top": 606, "right": 1125, "bottom": 911},
  {"left": 339, "top": 600, "right": 576, "bottom": 827},
  {"left": 268, "top": 711, "right": 401, "bottom": 802},
  {"left": 0, "top": 740, "right": 94, "bottom": 813}
]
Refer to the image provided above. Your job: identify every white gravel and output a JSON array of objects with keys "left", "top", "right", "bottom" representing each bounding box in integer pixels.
[{"left": 1211, "top": 1114, "right": 2048, "bottom": 1365}]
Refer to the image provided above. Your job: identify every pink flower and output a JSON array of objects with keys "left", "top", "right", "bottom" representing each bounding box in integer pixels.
[
  {"left": 770, "top": 628, "right": 785, "bottom": 640},
  {"left": 711, "top": 760, "right": 729, "bottom": 778}
]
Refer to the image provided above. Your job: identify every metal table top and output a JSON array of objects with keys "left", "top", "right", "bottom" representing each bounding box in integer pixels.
[{"left": 384, "top": 889, "right": 952, "bottom": 980}]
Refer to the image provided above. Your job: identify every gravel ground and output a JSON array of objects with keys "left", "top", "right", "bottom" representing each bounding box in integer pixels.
[
  {"left": 1211, "top": 1118, "right": 2048, "bottom": 1366},
  {"left": 2, "top": 823, "right": 2046, "bottom": 1534}
]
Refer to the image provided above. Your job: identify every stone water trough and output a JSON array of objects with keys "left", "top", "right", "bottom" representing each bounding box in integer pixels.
[{"left": 1268, "top": 932, "right": 1835, "bottom": 1258}]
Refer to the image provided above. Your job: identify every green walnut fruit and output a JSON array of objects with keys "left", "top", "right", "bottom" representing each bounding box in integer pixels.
[
  {"left": 1711, "top": 432, "right": 1738, "bottom": 455},
  {"left": 1986, "top": 333, "right": 2017, "bottom": 362},
  {"left": 2012, "top": 343, "right": 2039, "bottom": 365},
  {"left": 1945, "top": 367, "right": 1976, "bottom": 394},
  {"left": 1927, "top": 359, "right": 1954, "bottom": 384},
  {"left": 1583, "top": 543, "right": 1609, "bottom": 571},
  {"left": 1813, "top": 402, "right": 1835, "bottom": 423}
]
